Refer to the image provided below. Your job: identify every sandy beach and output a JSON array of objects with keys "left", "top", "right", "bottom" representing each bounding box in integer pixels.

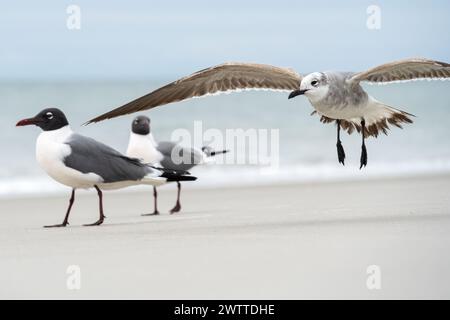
[{"left": 1, "top": 174, "right": 449, "bottom": 299}]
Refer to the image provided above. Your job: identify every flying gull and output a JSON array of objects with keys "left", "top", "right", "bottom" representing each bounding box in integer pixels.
[
  {"left": 86, "top": 58, "right": 450, "bottom": 168},
  {"left": 16, "top": 108, "right": 196, "bottom": 227},
  {"left": 127, "top": 115, "right": 227, "bottom": 215}
]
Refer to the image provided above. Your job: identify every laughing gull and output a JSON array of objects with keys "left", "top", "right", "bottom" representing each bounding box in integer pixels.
[
  {"left": 127, "top": 115, "right": 227, "bottom": 215},
  {"left": 16, "top": 108, "right": 196, "bottom": 227},
  {"left": 86, "top": 58, "right": 450, "bottom": 168}
]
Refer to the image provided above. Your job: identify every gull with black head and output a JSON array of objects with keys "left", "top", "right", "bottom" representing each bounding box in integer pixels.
[
  {"left": 127, "top": 115, "right": 227, "bottom": 215},
  {"left": 16, "top": 108, "right": 196, "bottom": 227}
]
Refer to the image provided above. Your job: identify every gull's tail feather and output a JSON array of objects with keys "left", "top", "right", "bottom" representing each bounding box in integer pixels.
[
  {"left": 161, "top": 172, "right": 197, "bottom": 182},
  {"left": 153, "top": 166, "right": 197, "bottom": 182},
  {"left": 150, "top": 166, "right": 191, "bottom": 176},
  {"left": 201, "top": 146, "right": 229, "bottom": 157},
  {"left": 311, "top": 103, "right": 415, "bottom": 138},
  {"left": 354, "top": 100, "right": 415, "bottom": 138}
]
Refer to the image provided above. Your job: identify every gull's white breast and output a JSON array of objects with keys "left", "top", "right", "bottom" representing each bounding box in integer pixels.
[
  {"left": 314, "top": 101, "right": 368, "bottom": 120},
  {"left": 307, "top": 72, "right": 370, "bottom": 121},
  {"left": 126, "top": 132, "right": 164, "bottom": 165},
  {"left": 36, "top": 126, "right": 102, "bottom": 189}
]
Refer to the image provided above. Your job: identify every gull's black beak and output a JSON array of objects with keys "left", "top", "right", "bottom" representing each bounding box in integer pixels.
[{"left": 288, "top": 89, "right": 308, "bottom": 99}]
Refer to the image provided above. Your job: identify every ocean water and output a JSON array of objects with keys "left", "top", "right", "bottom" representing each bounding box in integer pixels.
[{"left": 1, "top": 80, "right": 450, "bottom": 197}]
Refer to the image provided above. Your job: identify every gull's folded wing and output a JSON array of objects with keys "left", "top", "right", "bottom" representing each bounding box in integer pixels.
[
  {"left": 86, "top": 62, "right": 302, "bottom": 123},
  {"left": 64, "top": 134, "right": 156, "bottom": 183},
  {"left": 156, "top": 141, "right": 203, "bottom": 172},
  {"left": 349, "top": 58, "right": 450, "bottom": 84}
]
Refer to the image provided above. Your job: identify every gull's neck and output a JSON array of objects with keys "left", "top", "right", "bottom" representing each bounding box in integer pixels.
[
  {"left": 38, "top": 125, "right": 73, "bottom": 143},
  {"left": 127, "top": 131, "right": 162, "bottom": 164},
  {"left": 130, "top": 132, "right": 157, "bottom": 146}
]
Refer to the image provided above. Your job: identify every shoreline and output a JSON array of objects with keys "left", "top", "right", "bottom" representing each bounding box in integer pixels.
[{"left": 1, "top": 169, "right": 450, "bottom": 201}]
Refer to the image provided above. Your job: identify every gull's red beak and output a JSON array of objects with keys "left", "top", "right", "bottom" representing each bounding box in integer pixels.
[{"left": 16, "top": 117, "right": 39, "bottom": 127}]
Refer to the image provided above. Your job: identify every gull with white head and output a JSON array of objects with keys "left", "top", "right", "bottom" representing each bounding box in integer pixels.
[{"left": 86, "top": 58, "right": 450, "bottom": 168}]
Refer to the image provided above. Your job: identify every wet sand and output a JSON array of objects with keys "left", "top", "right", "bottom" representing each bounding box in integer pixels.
[{"left": 1, "top": 174, "right": 449, "bottom": 299}]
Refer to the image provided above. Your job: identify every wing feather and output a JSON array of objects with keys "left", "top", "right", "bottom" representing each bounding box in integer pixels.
[
  {"left": 349, "top": 58, "right": 450, "bottom": 84},
  {"left": 87, "top": 62, "right": 302, "bottom": 123}
]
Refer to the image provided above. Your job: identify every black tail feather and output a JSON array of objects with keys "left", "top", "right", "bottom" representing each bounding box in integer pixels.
[
  {"left": 151, "top": 166, "right": 197, "bottom": 182},
  {"left": 150, "top": 166, "right": 189, "bottom": 175},
  {"left": 209, "top": 150, "right": 229, "bottom": 157},
  {"left": 161, "top": 172, "right": 197, "bottom": 182},
  {"left": 201, "top": 146, "right": 229, "bottom": 157},
  {"left": 166, "top": 175, "right": 197, "bottom": 182}
]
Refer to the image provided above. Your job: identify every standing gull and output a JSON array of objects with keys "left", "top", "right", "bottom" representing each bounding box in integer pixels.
[
  {"left": 127, "top": 115, "right": 228, "bottom": 215},
  {"left": 16, "top": 108, "right": 196, "bottom": 227},
  {"left": 86, "top": 58, "right": 450, "bottom": 168}
]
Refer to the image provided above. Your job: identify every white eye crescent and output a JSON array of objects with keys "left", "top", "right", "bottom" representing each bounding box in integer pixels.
[{"left": 46, "top": 112, "right": 54, "bottom": 119}]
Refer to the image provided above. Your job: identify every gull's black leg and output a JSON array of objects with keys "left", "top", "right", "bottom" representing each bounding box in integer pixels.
[
  {"left": 44, "top": 189, "right": 75, "bottom": 228},
  {"left": 336, "top": 120, "right": 346, "bottom": 165},
  {"left": 84, "top": 185, "right": 105, "bottom": 226},
  {"left": 170, "top": 182, "right": 182, "bottom": 214},
  {"left": 360, "top": 119, "right": 368, "bottom": 169},
  {"left": 142, "top": 186, "right": 160, "bottom": 216}
]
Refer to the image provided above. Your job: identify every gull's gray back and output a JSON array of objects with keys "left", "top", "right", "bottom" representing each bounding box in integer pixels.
[
  {"left": 157, "top": 141, "right": 203, "bottom": 172},
  {"left": 321, "top": 71, "right": 368, "bottom": 108},
  {"left": 64, "top": 134, "right": 151, "bottom": 183}
]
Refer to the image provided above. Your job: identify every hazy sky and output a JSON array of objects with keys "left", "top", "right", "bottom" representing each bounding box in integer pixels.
[{"left": 1, "top": 0, "right": 449, "bottom": 80}]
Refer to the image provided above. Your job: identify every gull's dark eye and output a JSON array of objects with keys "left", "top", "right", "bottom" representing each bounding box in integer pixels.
[
  {"left": 311, "top": 80, "right": 319, "bottom": 87},
  {"left": 46, "top": 112, "right": 54, "bottom": 120}
]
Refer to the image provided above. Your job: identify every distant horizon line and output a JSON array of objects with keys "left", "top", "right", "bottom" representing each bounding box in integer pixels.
[{"left": 0, "top": 76, "right": 179, "bottom": 84}]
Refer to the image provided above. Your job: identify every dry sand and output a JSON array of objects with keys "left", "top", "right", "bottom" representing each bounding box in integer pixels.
[{"left": 1, "top": 175, "right": 450, "bottom": 299}]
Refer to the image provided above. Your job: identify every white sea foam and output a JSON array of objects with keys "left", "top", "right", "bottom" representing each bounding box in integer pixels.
[{"left": 1, "top": 159, "right": 450, "bottom": 199}]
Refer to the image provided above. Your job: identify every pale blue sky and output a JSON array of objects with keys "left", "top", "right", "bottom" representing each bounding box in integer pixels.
[{"left": 1, "top": 0, "right": 449, "bottom": 80}]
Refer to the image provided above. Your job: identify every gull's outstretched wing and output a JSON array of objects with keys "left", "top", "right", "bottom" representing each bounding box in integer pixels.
[
  {"left": 349, "top": 58, "right": 450, "bottom": 84},
  {"left": 86, "top": 62, "right": 302, "bottom": 123}
]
